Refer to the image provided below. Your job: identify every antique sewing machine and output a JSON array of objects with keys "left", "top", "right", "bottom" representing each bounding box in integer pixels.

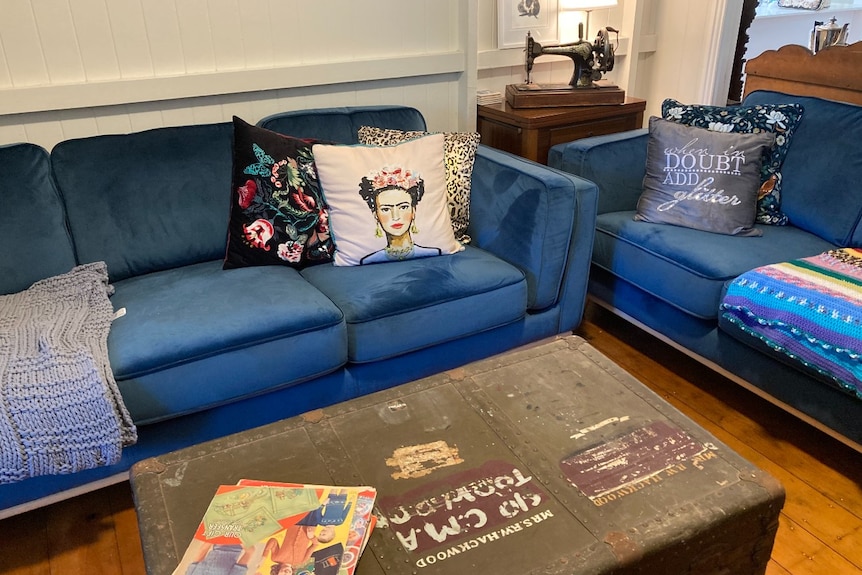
[{"left": 506, "top": 28, "right": 625, "bottom": 108}]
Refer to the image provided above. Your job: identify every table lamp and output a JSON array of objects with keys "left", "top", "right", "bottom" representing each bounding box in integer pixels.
[{"left": 561, "top": 0, "right": 617, "bottom": 40}]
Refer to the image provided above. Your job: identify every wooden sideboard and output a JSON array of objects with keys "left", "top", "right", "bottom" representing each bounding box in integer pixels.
[{"left": 477, "top": 97, "right": 647, "bottom": 164}]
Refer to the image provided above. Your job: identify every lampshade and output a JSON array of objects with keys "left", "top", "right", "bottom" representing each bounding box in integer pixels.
[
  {"left": 560, "top": 0, "right": 617, "bottom": 9},
  {"left": 559, "top": 0, "right": 617, "bottom": 41}
]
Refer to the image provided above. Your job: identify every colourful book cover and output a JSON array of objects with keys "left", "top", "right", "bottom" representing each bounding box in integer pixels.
[
  {"left": 237, "top": 479, "right": 377, "bottom": 575},
  {"left": 171, "top": 481, "right": 375, "bottom": 575}
]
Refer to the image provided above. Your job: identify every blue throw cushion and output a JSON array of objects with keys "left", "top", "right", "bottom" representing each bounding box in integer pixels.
[
  {"left": 662, "top": 98, "right": 804, "bottom": 226},
  {"left": 0, "top": 143, "right": 77, "bottom": 295},
  {"left": 52, "top": 123, "right": 234, "bottom": 281},
  {"left": 743, "top": 90, "right": 862, "bottom": 247},
  {"left": 224, "top": 117, "right": 334, "bottom": 269},
  {"left": 258, "top": 106, "right": 427, "bottom": 144}
]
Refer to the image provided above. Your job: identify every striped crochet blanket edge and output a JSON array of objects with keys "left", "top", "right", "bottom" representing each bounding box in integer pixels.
[
  {"left": 720, "top": 248, "right": 862, "bottom": 401},
  {"left": 0, "top": 262, "right": 137, "bottom": 484}
]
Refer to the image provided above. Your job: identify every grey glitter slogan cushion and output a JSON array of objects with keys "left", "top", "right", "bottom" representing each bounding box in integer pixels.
[
  {"left": 635, "top": 117, "right": 776, "bottom": 237},
  {"left": 661, "top": 98, "right": 804, "bottom": 226}
]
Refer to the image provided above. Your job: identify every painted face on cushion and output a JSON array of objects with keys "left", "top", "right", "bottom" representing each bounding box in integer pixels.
[{"left": 375, "top": 188, "right": 415, "bottom": 238}]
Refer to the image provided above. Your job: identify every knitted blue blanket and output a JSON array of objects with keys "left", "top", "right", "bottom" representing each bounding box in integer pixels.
[{"left": 0, "top": 262, "right": 137, "bottom": 484}]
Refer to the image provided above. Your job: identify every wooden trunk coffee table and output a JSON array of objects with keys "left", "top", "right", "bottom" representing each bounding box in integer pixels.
[{"left": 130, "top": 335, "right": 783, "bottom": 575}]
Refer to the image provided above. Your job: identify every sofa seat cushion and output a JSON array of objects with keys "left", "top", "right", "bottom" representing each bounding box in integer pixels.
[
  {"left": 594, "top": 211, "right": 837, "bottom": 319},
  {"left": 300, "top": 246, "right": 526, "bottom": 362},
  {"left": 108, "top": 260, "right": 347, "bottom": 424}
]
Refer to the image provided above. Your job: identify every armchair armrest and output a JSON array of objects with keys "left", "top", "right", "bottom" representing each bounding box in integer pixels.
[
  {"left": 469, "top": 146, "right": 598, "bottom": 332},
  {"left": 548, "top": 129, "right": 648, "bottom": 214}
]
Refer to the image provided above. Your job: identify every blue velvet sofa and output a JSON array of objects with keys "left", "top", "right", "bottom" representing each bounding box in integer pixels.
[
  {"left": 549, "top": 90, "right": 862, "bottom": 451},
  {"left": 0, "top": 105, "right": 598, "bottom": 516}
]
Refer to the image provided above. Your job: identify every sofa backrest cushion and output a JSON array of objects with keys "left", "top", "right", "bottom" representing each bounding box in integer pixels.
[
  {"left": 0, "top": 143, "right": 78, "bottom": 294},
  {"left": 52, "top": 123, "right": 233, "bottom": 281},
  {"left": 257, "top": 106, "right": 426, "bottom": 143},
  {"left": 743, "top": 90, "right": 862, "bottom": 246}
]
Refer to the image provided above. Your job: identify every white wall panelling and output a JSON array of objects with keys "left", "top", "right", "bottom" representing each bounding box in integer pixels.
[
  {"left": 0, "top": 0, "right": 739, "bottom": 149},
  {"left": 0, "top": 54, "right": 465, "bottom": 115},
  {"left": 0, "top": 0, "right": 468, "bottom": 149},
  {"left": 640, "top": 0, "right": 742, "bottom": 120}
]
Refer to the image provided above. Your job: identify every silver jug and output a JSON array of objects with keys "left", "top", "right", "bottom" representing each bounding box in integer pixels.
[{"left": 810, "top": 17, "right": 849, "bottom": 54}]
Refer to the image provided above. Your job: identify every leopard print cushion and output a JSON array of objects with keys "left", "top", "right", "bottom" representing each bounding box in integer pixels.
[{"left": 358, "top": 126, "right": 480, "bottom": 243}]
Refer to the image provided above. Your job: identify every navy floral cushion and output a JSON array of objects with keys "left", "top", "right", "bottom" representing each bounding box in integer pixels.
[
  {"left": 661, "top": 98, "right": 804, "bottom": 226},
  {"left": 223, "top": 117, "right": 334, "bottom": 269}
]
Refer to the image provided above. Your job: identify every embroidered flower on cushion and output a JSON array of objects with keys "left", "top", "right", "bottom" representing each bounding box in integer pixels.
[
  {"left": 291, "top": 187, "right": 316, "bottom": 212},
  {"left": 237, "top": 179, "right": 257, "bottom": 209},
  {"left": 666, "top": 106, "right": 684, "bottom": 120},
  {"left": 277, "top": 239, "right": 305, "bottom": 262},
  {"left": 316, "top": 209, "right": 329, "bottom": 234},
  {"left": 763, "top": 109, "right": 789, "bottom": 129},
  {"left": 243, "top": 219, "right": 274, "bottom": 250},
  {"left": 708, "top": 121, "right": 734, "bottom": 133},
  {"left": 270, "top": 157, "right": 299, "bottom": 189}
]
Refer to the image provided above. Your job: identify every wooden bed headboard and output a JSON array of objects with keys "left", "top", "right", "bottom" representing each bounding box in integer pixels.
[{"left": 743, "top": 41, "right": 862, "bottom": 105}]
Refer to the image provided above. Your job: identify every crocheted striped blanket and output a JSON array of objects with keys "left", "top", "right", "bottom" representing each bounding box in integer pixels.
[
  {"left": 0, "top": 262, "right": 137, "bottom": 484},
  {"left": 720, "top": 248, "right": 862, "bottom": 400}
]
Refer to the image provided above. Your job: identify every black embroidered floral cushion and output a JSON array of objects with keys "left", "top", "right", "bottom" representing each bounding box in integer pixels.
[
  {"left": 223, "top": 117, "right": 334, "bottom": 269},
  {"left": 661, "top": 98, "right": 804, "bottom": 226}
]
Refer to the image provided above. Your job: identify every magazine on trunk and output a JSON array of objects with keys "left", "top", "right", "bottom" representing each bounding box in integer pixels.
[{"left": 171, "top": 480, "right": 377, "bottom": 575}]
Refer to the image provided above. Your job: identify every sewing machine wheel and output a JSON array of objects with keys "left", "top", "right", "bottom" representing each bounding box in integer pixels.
[{"left": 594, "top": 28, "right": 616, "bottom": 73}]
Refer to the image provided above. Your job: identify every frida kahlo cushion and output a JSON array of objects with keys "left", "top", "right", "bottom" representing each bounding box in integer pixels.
[
  {"left": 357, "top": 126, "right": 480, "bottom": 243},
  {"left": 312, "top": 133, "right": 463, "bottom": 266}
]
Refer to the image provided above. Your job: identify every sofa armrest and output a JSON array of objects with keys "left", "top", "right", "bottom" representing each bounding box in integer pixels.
[
  {"left": 548, "top": 129, "right": 648, "bottom": 214},
  {"left": 469, "top": 145, "right": 598, "bottom": 331}
]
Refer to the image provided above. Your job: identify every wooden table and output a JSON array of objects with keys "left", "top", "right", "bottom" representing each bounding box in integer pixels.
[
  {"left": 477, "top": 97, "right": 646, "bottom": 164},
  {"left": 131, "top": 335, "right": 783, "bottom": 575}
]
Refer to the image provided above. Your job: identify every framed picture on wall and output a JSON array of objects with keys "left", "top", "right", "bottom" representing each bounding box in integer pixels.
[{"left": 497, "top": 0, "right": 559, "bottom": 49}]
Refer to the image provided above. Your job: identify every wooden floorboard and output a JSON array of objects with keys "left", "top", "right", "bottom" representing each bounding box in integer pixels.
[
  {"left": 577, "top": 303, "right": 862, "bottom": 575},
  {"left": 0, "top": 303, "right": 859, "bottom": 574}
]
